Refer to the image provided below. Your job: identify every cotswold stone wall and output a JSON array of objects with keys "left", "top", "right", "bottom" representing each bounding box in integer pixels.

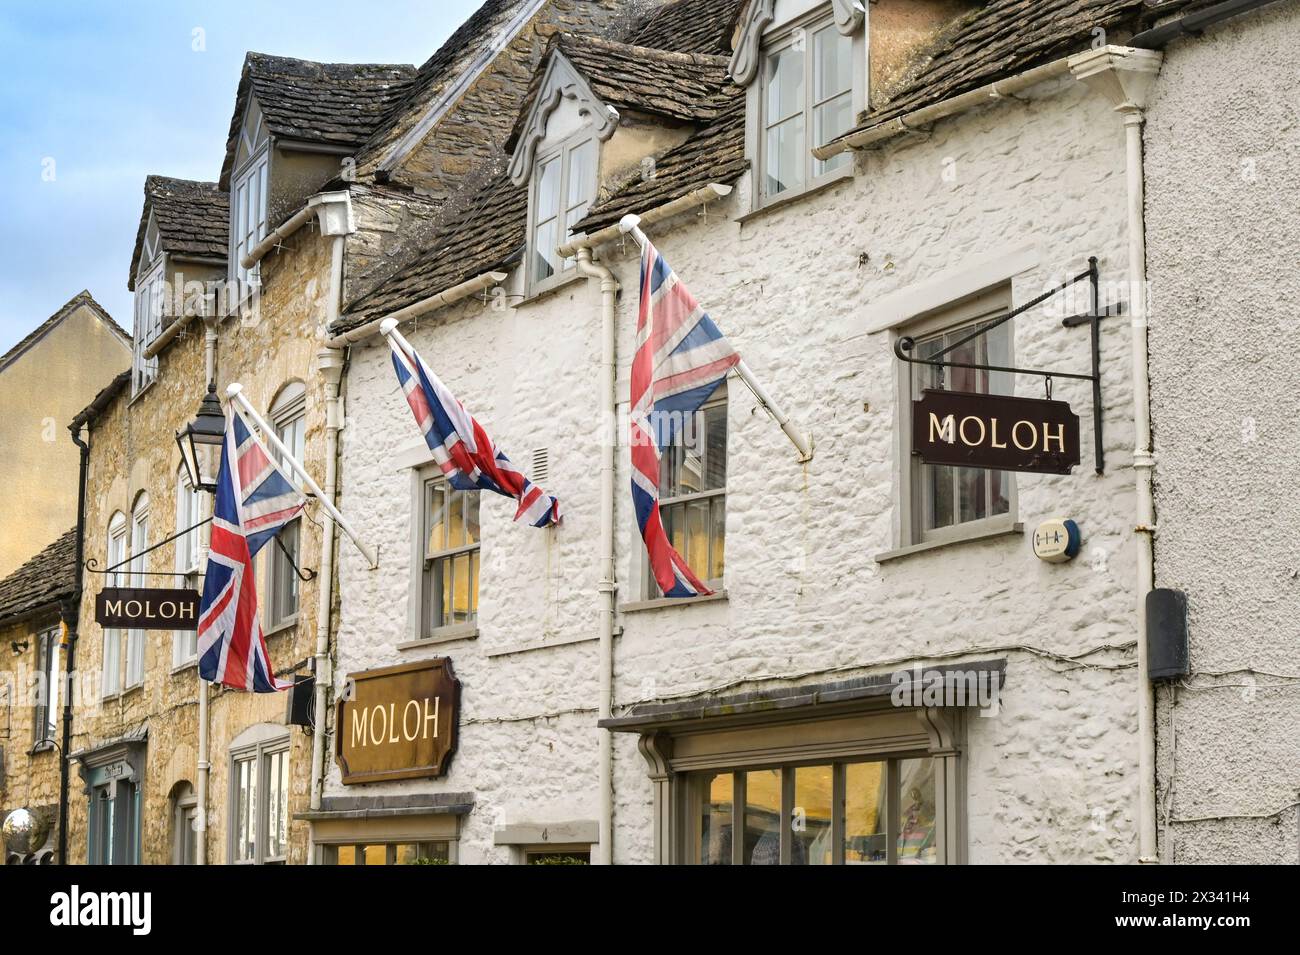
[
  {"left": 1144, "top": 2, "right": 1300, "bottom": 865},
  {"left": 69, "top": 232, "right": 335, "bottom": 865},
  {"left": 334, "top": 78, "right": 1149, "bottom": 864}
]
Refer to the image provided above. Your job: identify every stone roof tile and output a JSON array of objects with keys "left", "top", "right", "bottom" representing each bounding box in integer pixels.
[
  {"left": 0, "top": 529, "right": 77, "bottom": 625},
  {"left": 127, "top": 176, "right": 229, "bottom": 291},
  {"left": 629, "top": 0, "right": 742, "bottom": 54}
]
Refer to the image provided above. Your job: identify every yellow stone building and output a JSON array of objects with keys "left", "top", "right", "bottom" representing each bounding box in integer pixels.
[{"left": 0, "top": 293, "right": 130, "bottom": 578}]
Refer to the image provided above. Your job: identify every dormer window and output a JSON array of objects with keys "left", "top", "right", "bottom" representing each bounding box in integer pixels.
[
  {"left": 733, "top": 2, "right": 864, "bottom": 210},
  {"left": 132, "top": 214, "right": 165, "bottom": 396},
  {"left": 529, "top": 135, "right": 597, "bottom": 292},
  {"left": 230, "top": 98, "right": 271, "bottom": 299}
]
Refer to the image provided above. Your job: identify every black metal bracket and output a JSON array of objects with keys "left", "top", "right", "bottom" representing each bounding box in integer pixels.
[
  {"left": 893, "top": 257, "right": 1111, "bottom": 474},
  {"left": 83, "top": 514, "right": 316, "bottom": 583}
]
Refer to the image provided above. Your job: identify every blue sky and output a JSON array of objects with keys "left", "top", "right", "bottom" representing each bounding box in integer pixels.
[{"left": 0, "top": 0, "right": 482, "bottom": 354}]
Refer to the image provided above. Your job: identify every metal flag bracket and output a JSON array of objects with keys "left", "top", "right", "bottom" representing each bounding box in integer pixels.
[{"left": 893, "top": 257, "right": 1117, "bottom": 474}]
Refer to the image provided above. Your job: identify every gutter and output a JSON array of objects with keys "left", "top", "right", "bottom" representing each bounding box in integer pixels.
[
  {"left": 56, "top": 425, "right": 90, "bottom": 865},
  {"left": 241, "top": 191, "right": 355, "bottom": 270},
  {"left": 813, "top": 58, "right": 1074, "bottom": 159},
  {"left": 324, "top": 270, "right": 507, "bottom": 347},
  {"left": 558, "top": 184, "right": 734, "bottom": 257},
  {"left": 1129, "top": 0, "right": 1285, "bottom": 48}
]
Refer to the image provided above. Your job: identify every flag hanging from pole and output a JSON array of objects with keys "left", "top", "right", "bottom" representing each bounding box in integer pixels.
[
  {"left": 630, "top": 239, "right": 740, "bottom": 597},
  {"left": 387, "top": 334, "right": 560, "bottom": 527},
  {"left": 197, "top": 409, "right": 305, "bottom": 692}
]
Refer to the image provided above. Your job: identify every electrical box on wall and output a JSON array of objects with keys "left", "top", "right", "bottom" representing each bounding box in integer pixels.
[{"left": 1146, "top": 588, "right": 1190, "bottom": 681}]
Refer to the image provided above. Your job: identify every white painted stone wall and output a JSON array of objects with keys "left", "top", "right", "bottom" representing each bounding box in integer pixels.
[
  {"left": 333, "top": 75, "right": 1153, "bottom": 864},
  {"left": 1144, "top": 2, "right": 1300, "bottom": 864}
]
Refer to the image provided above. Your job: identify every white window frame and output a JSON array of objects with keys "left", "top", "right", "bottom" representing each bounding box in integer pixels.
[
  {"left": 747, "top": 4, "right": 863, "bottom": 212},
  {"left": 643, "top": 385, "right": 728, "bottom": 599},
  {"left": 125, "top": 495, "right": 149, "bottom": 689},
  {"left": 526, "top": 131, "right": 598, "bottom": 296},
  {"left": 265, "top": 384, "right": 306, "bottom": 633},
  {"left": 410, "top": 471, "right": 481, "bottom": 641},
  {"left": 228, "top": 728, "right": 291, "bottom": 865},
  {"left": 894, "top": 287, "right": 1019, "bottom": 550},
  {"left": 33, "top": 625, "right": 60, "bottom": 746},
  {"left": 132, "top": 256, "right": 165, "bottom": 396},
  {"left": 173, "top": 466, "right": 204, "bottom": 668},
  {"left": 102, "top": 513, "right": 127, "bottom": 698},
  {"left": 230, "top": 102, "right": 271, "bottom": 304}
]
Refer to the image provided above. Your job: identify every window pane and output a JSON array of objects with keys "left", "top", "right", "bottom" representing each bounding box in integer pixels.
[
  {"left": 536, "top": 156, "right": 559, "bottom": 220},
  {"left": 897, "top": 758, "right": 938, "bottom": 864},
  {"left": 425, "top": 483, "right": 446, "bottom": 555},
  {"left": 335, "top": 845, "right": 357, "bottom": 865},
  {"left": 363, "top": 844, "right": 389, "bottom": 865},
  {"left": 814, "top": 26, "right": 852, "bottom": 103},
  {"left": 765, "top": 115, "right": 805, "bottom": 197},
  {"left": 743, "top": 769, "right": 782, "bottom": 865},
  {"left": 699, "top": 773, "right": 733, "bottom": 865},
  {"left": 463, "top": 491, "right": 480, "bottom": 546},
  {"left": 468, "top": 550, "right": 479, "bottom": 617},
  {"left": 765, "top": 45, "right": 804, "bottom": 124},
  {"left": 814, "top": 93, "right": 852, "bottom": 174},
  {"left": 450, "top": 553, "right": 471, "bottom": 623},
  {"left": 709, "top": 496, "right": 726, "bottom": 582},
  {"left": 792, "top": 765, "right": 834, "bottom": 865},
  {"left": 845, "top": 761, "right": 887, "bottom": 864},
  {"left": 447, "top": 492, "right": 466, "bottom": 548},
  {"left": 566, "top": 139, "right": 594, "bottom": 210},
  {"left": 533, "top": 218, "right": 558, "bottom": 283},
  {"left": 704, "top": 403, "right": 726, "bottom": 491},
  {"left": 441, "top": 557, "right": 453, "bottom": 627},
  {"left": 686, "top": 498, "right": 709, "bottom": 574}
]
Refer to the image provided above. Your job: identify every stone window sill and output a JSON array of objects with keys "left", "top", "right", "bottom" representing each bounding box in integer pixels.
[
  {"left": 875, "top": 522, "right": 1024, "bottom": 563},
  {"left": 620, "top": 590, "right": 728, "bottom": 614},
  {"left": 736, "top": 167, "right": 854, "bottom": 226},
  {"left": 397, "top": 624, "right": 479, "bottom": 651}
]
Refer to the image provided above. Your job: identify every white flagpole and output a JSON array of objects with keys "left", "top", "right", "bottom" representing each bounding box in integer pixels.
[
  {"left": 225, "top": 383, "right": 379, "bottom": 570},
  {"left": 378, "top": 317, "right": 422, "bottom": 371},
  {"left": 617, "top": 214, "right": 814, "bottom": 463}
]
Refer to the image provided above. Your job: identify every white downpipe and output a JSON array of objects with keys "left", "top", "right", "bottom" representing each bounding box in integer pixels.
[
  {"left": 1124, "top": 107, "right": 1159, "bottom": 864},
  {"left": 196, "top": 319, "right": 218, "bottom": 866},
  {"left": 310, "top": 234, "right": 348, "bottom": 842},
  {"left": 574, "top": 247, "right": 618, "bottom": 866}
]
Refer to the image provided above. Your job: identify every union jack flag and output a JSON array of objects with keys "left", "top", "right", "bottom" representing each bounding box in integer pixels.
[
  {"left": 197, "top": 410, "right": 305, "bottom": 692},
  {"left": 630, "top": 240, "right": 739, "bottom": 597},
  {"left": 388, "top": 334, "right": 559, "bottom": 527}
]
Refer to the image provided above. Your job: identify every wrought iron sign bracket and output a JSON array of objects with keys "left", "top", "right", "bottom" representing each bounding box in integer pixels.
[{"left": 894, "top": 257, "right": 1111, "bottom": 473}]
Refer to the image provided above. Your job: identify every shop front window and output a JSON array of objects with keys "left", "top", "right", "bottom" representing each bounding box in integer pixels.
[
  {"left": 324, "top": 842, "right": 450, "bottom": 865},
  {"left": 229, "top": 731, "right": 290, "bottom": 864},
  {"left": 686, "top": 757, "right": 937, "bottom": 865}
]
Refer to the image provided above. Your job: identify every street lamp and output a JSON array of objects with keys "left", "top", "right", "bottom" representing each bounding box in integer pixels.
[{"left": 176, "top": 381, "right": 226, "bottom": 492}]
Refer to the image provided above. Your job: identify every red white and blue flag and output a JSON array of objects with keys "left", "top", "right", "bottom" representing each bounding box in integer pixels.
[
  {"left": 630, "top": 240, "right": 739, "bottom": 597},
  {"left": 388, "top": 334, "right": 560, "bottom": 527},
  {"left": 197, "top": 410, "right": 305, "bottom": 692}
]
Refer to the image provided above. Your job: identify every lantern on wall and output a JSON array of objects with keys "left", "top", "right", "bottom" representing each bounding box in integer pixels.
[{"left": 175, "top": 381, "right": 226, "bottom": 493}]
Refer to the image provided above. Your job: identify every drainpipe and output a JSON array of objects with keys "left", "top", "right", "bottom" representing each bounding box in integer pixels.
[
  {"left": 574, "top": 246, "right": 618, "bottom": 866},
  {"left": 57, "top": 425, "right": 90, "bottom": 865},
  {"left": 1070, "top": 46, "right": 1164, "bottom": 864},
  {"left": 195, "top": 317, "right": 219, "bottom": 865}
]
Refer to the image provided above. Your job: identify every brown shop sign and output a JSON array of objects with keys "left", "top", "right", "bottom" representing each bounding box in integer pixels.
[
  {"left": 336, "top": 659, "right": 460, "bottom": 785},
  {"left": 912, "top": 389, "right": 1081, "bottom": 475},
  {"left": 95, "top": 587, "right": 200, "bottom": 630}
]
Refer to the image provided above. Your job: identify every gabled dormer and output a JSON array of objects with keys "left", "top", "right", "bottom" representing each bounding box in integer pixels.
[
  {"left": 126, "top": 177, "right": 229, "bottom": 395},
  {"left": 218, "top": 53, "right": 416, "bottom": 298},
  {"left": 505, "top": 34, "right": 734, "bottom": 295}
]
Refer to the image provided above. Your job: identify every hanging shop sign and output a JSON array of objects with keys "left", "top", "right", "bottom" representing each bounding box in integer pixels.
[
  {"left": 911, "top": 389, "right": 1081, "bottom": 475},
  {"left": 336, "top": 659, "right": 460, "bottom": 785},
  {"left": 94, "top": 587, "right": 200, "bottom": 630}
]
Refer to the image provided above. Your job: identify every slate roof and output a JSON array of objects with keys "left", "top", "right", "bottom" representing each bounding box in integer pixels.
[
  {"left": 127, "top": 176, "right": 230, "bottom": 291},
  {"left": 832, "top": 0, "right": 1204, "bottom": 144},
  {"left": 506, "top": 34, "right": 733, "bottom": 153},
  {"left": 630, "top": 0, "right": 741, "bottom": 53},
  {"left": 0, "top": 529, "right": 77, "bottom": 626},
  {"left": 219, "top": 53, "right": 417, "bottom": 189},
  {"left": 0, "top": 292, "right": 128, "bottom": 374},
  {"left": 335, "top": 167, "right": 527, "bottom": 333},
  {"left": 575, "top": 88, "right": 746, "bottom": 233}
]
